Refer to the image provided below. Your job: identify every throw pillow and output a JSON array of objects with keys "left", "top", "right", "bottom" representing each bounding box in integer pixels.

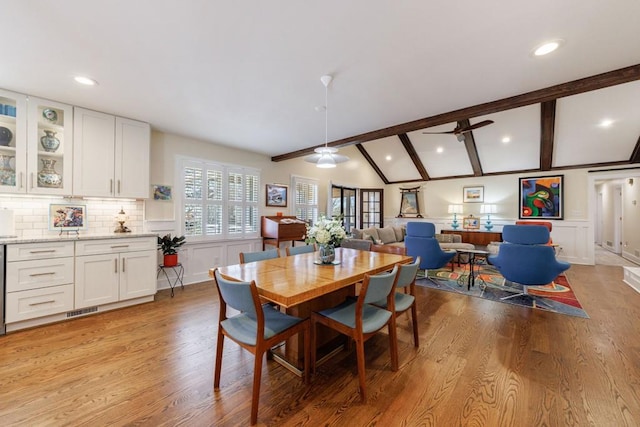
[
  {"left": 392, "top": 226, "right": 404, "bottom": 242},
  {"left": 378, "top": 226, "right": 397, "bottom": 244},
  {"left": 362, "top": 227, "right": 380, "bottom": 241},
  {"left": 435, "top": 234, "right": 454, "bottom": 244},
  {"left": 362, "top": 233, "right": 376, "bottom": 244},
  {"left": 351, "top": 228, "right": 363, "bottom": 239}
]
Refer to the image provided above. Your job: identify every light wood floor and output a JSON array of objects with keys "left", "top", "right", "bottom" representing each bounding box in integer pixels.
[{"left": 1, "top": 264, "right": 639, "bottom": 426}]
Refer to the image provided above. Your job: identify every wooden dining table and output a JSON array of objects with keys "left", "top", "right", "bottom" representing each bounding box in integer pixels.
[{"left": 210, "top": 247, "right": 412, "bottom": 371}]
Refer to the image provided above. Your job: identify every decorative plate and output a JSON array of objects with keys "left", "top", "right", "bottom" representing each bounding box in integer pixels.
[{"left": 42, "top": 108, "right": 58, "bottom": 123}]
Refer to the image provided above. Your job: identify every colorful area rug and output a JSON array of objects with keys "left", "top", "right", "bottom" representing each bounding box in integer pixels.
[{"left": 417, "top": 263, "right": 588, "bottom": 318}]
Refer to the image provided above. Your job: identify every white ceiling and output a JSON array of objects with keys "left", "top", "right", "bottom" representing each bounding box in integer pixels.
[{"left": 2, "top": 0, "right": 640, "bottom": 168}]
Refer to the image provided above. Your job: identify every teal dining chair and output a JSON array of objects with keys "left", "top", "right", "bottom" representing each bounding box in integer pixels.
[
  {"left": 285, "top": 244, "right": 315, "bottom": 256},
  {"left": 310, "top": 265, "right": 400, "bottom": 402},
  {"left": 213, "top": 269, "right": 310, "bottom": 425},
  {"left": 371, "top": 256, "right": 421, "bottom": 348},
  {"left": 239, "top": 248, "right": 280, "bottom": 264}
]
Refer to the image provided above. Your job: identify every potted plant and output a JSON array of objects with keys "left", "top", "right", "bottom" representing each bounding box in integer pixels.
[{"left": 158, "top": 234, "right": 186, "bottom": 267}]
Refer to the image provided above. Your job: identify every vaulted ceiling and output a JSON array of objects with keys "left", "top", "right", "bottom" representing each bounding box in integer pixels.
[{"left": 2, "top": 1, "right": 640, "bottom": 181}]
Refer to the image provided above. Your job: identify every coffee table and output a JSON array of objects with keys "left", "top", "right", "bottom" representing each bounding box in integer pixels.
[{"left": 455, "top": 248, "right": 489, "bottom": 290}]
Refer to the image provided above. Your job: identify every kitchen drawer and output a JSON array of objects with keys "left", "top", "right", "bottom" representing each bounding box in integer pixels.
[
  {"left": 6, "top": 257, "right": 74, "bottom": 292},
  {"left": 75, "top": 237, "right": 156, "bottom": 256},
  {"left": 6, "top": 284, "right": 74, "bottom": 323},
  {"left": 8, "top": 241, "right": 75, "bottom": 261}
]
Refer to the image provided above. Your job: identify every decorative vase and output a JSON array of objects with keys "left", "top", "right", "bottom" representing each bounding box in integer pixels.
[
  {"left": 0, "top": 126, "right": 12, "bottom": 146},
  {"left": 37, "top": 158, "right": 62, "bottom": 188},
  {"left": 164, "top": 254, "right": 178, "bottom": 267},
  {"left": 40, "top": 130, "right": 60, "bottom": 152},
  {"left": 318, "top": 244, "right": 336, "bottom": 264},
  {"left": 0, "top": 154, "right": 16, "bottom": 186}
]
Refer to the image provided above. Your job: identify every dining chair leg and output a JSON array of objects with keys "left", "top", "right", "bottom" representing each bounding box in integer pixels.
[
  {"left": 214, "top": 332, "right": 225, "bottom": 389},
  {"left": 355, "top": 338, "right": 367, "bottom": 402},
  {"left": 250, "top": 351, "right": 265, "bottom": 425},
  {"left": 303, "top": 322, "right": 311, "bottom": 384},
  {"left": 388, "top": 322, "right": 399, "bottom": 371},
  {"left": 410, "top": 305, "right": 420, "bottom": 347},
  {"left": 309, "top": 317, "right": 317, "bottom": 375}
]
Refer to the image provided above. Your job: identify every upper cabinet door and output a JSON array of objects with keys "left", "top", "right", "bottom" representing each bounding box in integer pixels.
[
  {"left": 73, "top": 107, "right": 116, "bottom": 197},
  {"left": 0, "top": 88, "right": 27, "bottom": 194},
  {"left": 27, "top": 97, "right": 73, "bottom": 195},
  {"left": 115, "top": 117, "right": 150, "bottom": 199}
]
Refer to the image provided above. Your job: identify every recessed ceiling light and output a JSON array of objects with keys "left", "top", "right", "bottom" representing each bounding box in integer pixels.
[
  {"left": 436, "top": 147, "right": 444, "bottom": 153},
  {"left": 74, "top": 76, "right": 98, "bottom": 86},
  {"left": 385, "top": 155, "right": 392, "bottom": 161},
  {"left": 599, "top": 119, "right": 613, "bottom": 127},
  {"left": 502, "top": 136, "right": 511, "bottom": 143},
  {"left": 533, "top": 39, "right": 563, "bottom": 56}
]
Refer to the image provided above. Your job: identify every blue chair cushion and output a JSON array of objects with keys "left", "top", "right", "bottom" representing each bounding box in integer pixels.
[
  {"left": 221, "top": 304, "right": 303, "bottom": 346},
  {"left": 318, "top": 300, "right": 392, "bottom": 334},
  {"left": 502, "top": 225, "right": 549, "bottom": 245},
  {"left": 406, "top": 222, "right": 435, "bottom": 238},
  {"left": 371, "top": 292, "right": 415, "bottom": 312}
]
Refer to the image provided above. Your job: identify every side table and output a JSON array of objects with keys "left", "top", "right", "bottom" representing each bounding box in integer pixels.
[
  {"left": 454, "top": 249, "right": 489, "bottom": 290},
  {"left": 157, "top": 263, "right": 185, "bottom": 297}
]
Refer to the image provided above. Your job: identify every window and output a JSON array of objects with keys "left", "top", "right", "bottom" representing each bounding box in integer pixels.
[
  {"left": 292, "top": 176, "right": 318, "bottom": 224},
  {"left": 181, "top": 158, "right": 260, "bottom": 240}
]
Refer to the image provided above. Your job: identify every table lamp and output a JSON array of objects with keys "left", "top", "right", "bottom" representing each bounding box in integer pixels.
[
  {"left": 448, "top": 204, "right": 463, "bottom": 229},
  {"left": 480, "top": 204, "right": 497, "bottom": 231},
  {"left": 114, "top": 207, "right": 131, "bottom": 233}
]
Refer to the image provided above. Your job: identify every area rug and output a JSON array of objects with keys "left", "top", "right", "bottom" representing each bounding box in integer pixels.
[{"left": 417, "top": 263, "right": 589, "bottom": 318}]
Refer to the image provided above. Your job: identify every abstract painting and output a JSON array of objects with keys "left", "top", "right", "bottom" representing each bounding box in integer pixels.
[{"left": 519, "top": 175, "right": 563, "bottom": 219}]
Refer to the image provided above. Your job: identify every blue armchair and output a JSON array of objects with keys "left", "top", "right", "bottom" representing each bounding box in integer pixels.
[
  {"left": 404, "top": 222, "right": 456, "bottom": 272},
  {"left": 488, "top": 225, "right": 570, "bottom": 300}
]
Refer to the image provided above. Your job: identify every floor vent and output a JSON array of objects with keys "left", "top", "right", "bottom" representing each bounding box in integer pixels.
[
  {"left": 606, "top": 240, "right": 613, "bottom": 247},
  {"left": 67, "top": 307, "right": 98, "bottom": 318}
]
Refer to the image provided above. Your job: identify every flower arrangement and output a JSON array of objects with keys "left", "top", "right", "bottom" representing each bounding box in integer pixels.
[{"left": 304, "top": 215, "right": 347, "bottom": 247}]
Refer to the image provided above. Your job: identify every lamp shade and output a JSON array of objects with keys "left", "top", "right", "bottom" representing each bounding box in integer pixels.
[
  {"left": 448, "top": 204, "right": 463, "bottom": 214},
  {"left": 480, "top": 204, "right": 497, "bottom": 214}
]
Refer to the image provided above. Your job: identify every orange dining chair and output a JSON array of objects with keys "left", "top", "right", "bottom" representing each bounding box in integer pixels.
[
  {"left": 310, "top": 265, "right": 400, "bottom": 402},
  {"left": 213, "top": 269, "right": 310, "bottom": 425}
]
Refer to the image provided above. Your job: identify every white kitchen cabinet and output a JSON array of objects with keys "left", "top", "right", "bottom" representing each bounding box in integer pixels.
[
  {"left": 0, "top": 88, "right": 27, "bottom": 194},
  {"left": 75, "top": 237, "right": 156, "bottom": 309},
  {"left": 73, "top": 107, "right": 150, "bottom": 198},
  {"left": 5, "top": 242, "right": 75, "bottom": 323}
]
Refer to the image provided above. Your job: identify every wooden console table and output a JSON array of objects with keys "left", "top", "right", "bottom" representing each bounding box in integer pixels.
[
  {"left": 442, "top": 229, "right": 502, "bottom": 246},
  {"left": 261, "top": 216, "right": 307, "bottom": 249}
]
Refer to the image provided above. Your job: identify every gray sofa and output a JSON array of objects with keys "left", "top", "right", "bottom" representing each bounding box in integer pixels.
[{"left": 347, "top": 225, "right": 475, "bottom": 253}]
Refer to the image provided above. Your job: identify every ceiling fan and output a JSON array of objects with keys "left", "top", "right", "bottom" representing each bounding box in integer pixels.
[{"left": 422, "top": 120, "right": 494, "bottom": 141}]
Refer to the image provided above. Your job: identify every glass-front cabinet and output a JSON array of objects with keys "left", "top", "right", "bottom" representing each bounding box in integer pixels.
[
  {"left": 27, "top": 97, "right": 73, "bottom": 195},
  {"left": 0, "top": 88, "right": 27, "bottom": 193},
  {"left": 0, "top": 91, "right": 73, "bottom": 195}
]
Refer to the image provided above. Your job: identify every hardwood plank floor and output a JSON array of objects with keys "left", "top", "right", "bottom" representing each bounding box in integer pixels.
[{"left": 1, "top": 264, "right": 639, "bottom": 426}]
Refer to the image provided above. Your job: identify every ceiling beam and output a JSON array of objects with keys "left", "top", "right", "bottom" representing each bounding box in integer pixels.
[
  {"left": 398, "top": 133, "right": 430, "bottom": 181},
  {"left": 272, "top": 63, "right": 640, "bottom": 162},
  {"left": 540, "top": 100, "right": 556, "bottom": 171},
  {"left": 459, "top": 120, "right": 483, "bottom": 176},
  {"left": 631, "top": 135, "right": 640, "bottom": 163},
  {"left": 355, "top": 144, "right": 389, "bottom": 184}
]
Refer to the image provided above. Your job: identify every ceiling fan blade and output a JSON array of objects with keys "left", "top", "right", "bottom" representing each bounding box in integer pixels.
[
  {"left": 456, "top": 120, "right": 494, "bottom": 134},
  {"left": 422, "top": 130, "right": 457, "bottom": 135}
]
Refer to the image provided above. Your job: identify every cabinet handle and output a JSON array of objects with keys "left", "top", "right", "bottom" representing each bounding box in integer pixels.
[
  {"left": 29, "top": 250, "right": 56, "bottom": 254},
  {"left": 110, "top": 179, "right": 113, "bottom": 193},
  {"left": 117, "top": 180, "right": 121, "bottom": 194},
  {"left": 29, "top": 300, "right": 56, "bottom": 306},
  {"left": 122, "top": 258, "right": 126, "bottom": 272},
  {"left": 110, "top": 245, "right": 129, "bottom": 249},
  {"left": 115, "top": 258, "right": 118, "bottom": 273},
  {"left": 29, "top": 272, "right": 56, "bottom": 277}
]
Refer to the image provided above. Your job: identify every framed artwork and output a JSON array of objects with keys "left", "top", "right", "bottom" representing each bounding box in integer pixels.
[
  {"left": 463, "top": 215, "right": 480, "bottom": 229},
  {"left": 519, "top": 175, "right": 564, "bottom": 219},
  {"left": 266, "top": 184, "right": 287, "bottom": 207},
  {"left": 397, "top": 187, "right": 423, "bottom": 218},
  {"left": 49, "top": 204, "right": 87, "bottom": 230},
  {"left": 463, "top": 186, "right": 484, "bottom": 203},
  {"left": 152, "top": 184, "right": 172, "bottom": 201}
]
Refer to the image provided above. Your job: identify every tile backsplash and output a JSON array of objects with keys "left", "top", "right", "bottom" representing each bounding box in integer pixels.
[{"left": 0, "top": 196, "right": 144, "bottom": 238}]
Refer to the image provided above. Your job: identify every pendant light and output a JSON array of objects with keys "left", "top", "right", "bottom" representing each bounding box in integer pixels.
[{"left": 304, "top": 75, "right": 349, "bottom": 168}]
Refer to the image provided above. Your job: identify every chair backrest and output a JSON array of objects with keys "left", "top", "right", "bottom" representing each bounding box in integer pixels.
[
  {"left": 405, "top": 233, "right": 453, "bottom": 270},
  {"left": 341, "top": 239, "right": 373, "bottom": 251},
  {"left": 213, "top": 269, "right": 259, "bottom": 316},
  {"left": 493, "top": 243, "right": 567, "bottom": 285},
  {"left": 286, "top": 244, "right": 315, "bottom": 256},
  {"left": 396, "top": 256, "right": 421, "bottom": 289},
  {"left": 515, "top": 221, "right": 553, "bottom": 244},
  {"left": 371, "top": 244, "right": 406, "bottom": 255},
  {"left": 406, "top": 222, "right": 435, "bottom": 238},
  {"left": 240, "top": 248, "right": 280, "bottom": 264},
  {"left": 361, "top": 265, "right": 399, "bottom": 305},
  {"left": 502, "top": 225, "right": 549, "bottom": 245}
]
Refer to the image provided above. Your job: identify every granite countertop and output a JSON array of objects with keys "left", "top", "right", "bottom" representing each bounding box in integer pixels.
[{"left": 0, "top": 233, "right": 159, "bottom": 245}]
